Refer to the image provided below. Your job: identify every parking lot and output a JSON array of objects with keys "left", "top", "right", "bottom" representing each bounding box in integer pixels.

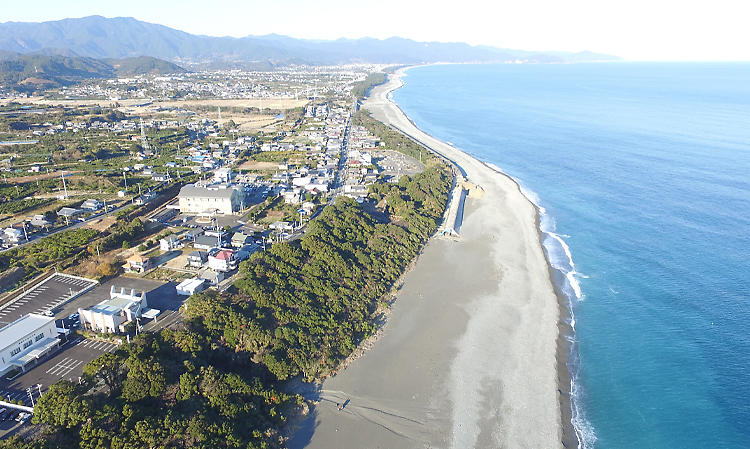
[
  {"left": 0, "top": 274, "right": 98, "bottom": 328},
  {"left": 0, "top": 335, "right": 118, "bottom": 439}
]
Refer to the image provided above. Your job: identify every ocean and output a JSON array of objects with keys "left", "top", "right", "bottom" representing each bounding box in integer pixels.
[{"left": 389, "top": 62, "right": 750, "bottom": 448}]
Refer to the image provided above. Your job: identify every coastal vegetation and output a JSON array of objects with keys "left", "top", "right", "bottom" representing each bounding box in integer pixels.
[
  {"left": 351, "top": 73, "right": 386, "bottom": 100},
  {"left": 3, "top": 330, "right": 296, "bottom": 449},
  {"left": 352, "top": 109, "right": 432, "bottom": 162}
]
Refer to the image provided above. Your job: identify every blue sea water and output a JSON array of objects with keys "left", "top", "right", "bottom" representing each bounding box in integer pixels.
[{"left": 389, "top": 62, "right": 750, "bottom": 448}]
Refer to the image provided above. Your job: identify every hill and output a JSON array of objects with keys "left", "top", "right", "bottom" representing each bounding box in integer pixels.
[
  {"left": 0, "top": 16, "right": 622, "bottom": 67},
  {"left": 104, "top": 55, "right": 187, "bottom": 76},
  {"left": 0, "top": 53, "right": 186, "bottom": 93}
]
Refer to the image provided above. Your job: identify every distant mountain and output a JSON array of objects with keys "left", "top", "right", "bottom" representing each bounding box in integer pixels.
[
  {"left": 0, "top": 53, "right": 186, "bottom": 93},
  {"left": 477, "top": 46, "right": 621, "bottom": 63},
  {"left": 0, "top": 16, "right": 622, "bottom": 67},
  {"left": 103, "top": 56, "right": 187, "bottom": 76}
]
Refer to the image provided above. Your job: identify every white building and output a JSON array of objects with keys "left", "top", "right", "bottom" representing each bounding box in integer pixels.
[
  {"left": 3, "top": 228, "right": 26, "bottom": 245},
  {"left": 0, "top": 314, "right": 59, "bottom": 376},
  {"left": 208, "top": 249, "right": 237, "bottom": 272},
  {"left": 214, "top": 168, "right": 232, "bottom": 183},
  {"left": 78, "top": 286, "right": 149, "bottom": 334},
  {"left": 175, "top": 278, "right": 206, "bottom": 296},
  {"left": 178, "top": 184, "right": 244, "bottom": 215},
  {"left": 81, "top": 199, "right": 103, "bottom": 211},
  {"left": 159, "top": 234, "right": 181, "bottom": 251}
]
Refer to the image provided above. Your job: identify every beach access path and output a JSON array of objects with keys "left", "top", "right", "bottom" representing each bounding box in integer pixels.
[{"left": 287, "top": 68, "right": 563, "bottom": 449}]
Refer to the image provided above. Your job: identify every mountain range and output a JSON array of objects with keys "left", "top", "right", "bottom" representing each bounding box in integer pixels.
[{"left": 0, "top": 15, "right": 621, "bottom": 67}]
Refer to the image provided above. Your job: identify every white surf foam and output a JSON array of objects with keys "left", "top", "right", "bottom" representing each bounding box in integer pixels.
[
  {"left": 571, "top": 377, "right": 598, "bottom": 449},
  {"left": 509, "top": 180, "right": 594, "bottom": 448},
  {"left": 485, "top": 162, "right": 504, "bottom": 173}
]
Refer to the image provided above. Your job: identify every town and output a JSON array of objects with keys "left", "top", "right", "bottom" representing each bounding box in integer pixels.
[{"left": 0, "top": 64, "right": 447, "bottom": 444}]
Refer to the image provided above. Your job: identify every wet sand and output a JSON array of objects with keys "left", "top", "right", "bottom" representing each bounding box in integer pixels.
[{"left": 288, "top": 68, "right": 564, "bottom": 449}]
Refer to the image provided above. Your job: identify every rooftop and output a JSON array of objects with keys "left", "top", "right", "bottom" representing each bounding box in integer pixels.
[
  {"left": 179, "top": 184, "right": 237, "bottom": 200},
  {"left": 0, "top": 313, "right": 55, "bottom": 344}
]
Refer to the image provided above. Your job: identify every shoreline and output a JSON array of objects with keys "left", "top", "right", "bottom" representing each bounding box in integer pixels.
[{"left": 368, "top": 67, "right": 573, "bottom": 446}]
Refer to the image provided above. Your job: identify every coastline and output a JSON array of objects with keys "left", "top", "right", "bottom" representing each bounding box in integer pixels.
[
  {"left": 288, "top": 67, "right": 568, "bottom": 448},
  {"left": 372, "top": 67, "right": 570, "bottom": 445}
]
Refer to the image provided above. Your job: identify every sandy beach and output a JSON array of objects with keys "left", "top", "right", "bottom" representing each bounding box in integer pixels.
[{"left": 288, "top": 68, "right": 565, "bottom": 449}]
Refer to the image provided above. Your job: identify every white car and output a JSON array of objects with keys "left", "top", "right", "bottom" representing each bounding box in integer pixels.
[{"left": 15, "top": 412, "right": 29, "bottom": 422}]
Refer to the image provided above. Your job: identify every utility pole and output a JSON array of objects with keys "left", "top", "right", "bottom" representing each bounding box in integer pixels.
[
  {"left": 61, "top": 170, "right": 68, "bottom": 198},
  {"left": 26, "top": 388, "right": 35, "bottom": 407},
  {"left": 140, "top": 118, "right": 149, "bottom": 151}
]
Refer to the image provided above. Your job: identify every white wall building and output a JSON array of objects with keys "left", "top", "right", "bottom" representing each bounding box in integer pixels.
[
  {"left": 160, "top": 234, "right": 181, "bottom": 251},
  {"left": 0, "top": 314, "right": 59, "bottom": 376},
  {"left": 178, "top": 184, "right": 244, "bottom": 215},
  {"left": 78, "top": 286, "right": 149, "bottom": 334},
  {"left": 208, "top": 249, "right": 237, "bottom": 272},
  {"left": 176, "top": 278, "right": 206, "bottom": 296},
  {"left": 214, "top": 168, "right": 232, "bottom": 183}
]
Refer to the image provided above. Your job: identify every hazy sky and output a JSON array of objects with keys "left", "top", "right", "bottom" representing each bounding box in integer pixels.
[{"left": 2, "top": 0, "right": 748, "bottom": 61}]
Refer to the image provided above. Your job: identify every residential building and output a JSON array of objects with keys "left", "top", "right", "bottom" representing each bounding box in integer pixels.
[
  {"left": 231, "top": 232, "right": 252, "bottom": 248},
  {"left": 199, "top": 269, "right": 224, "bottom": 286},
  {"left": 208, "top": 249, "right": 237, "bottom": 272},
  {"left": 283, "top": 189, "right": 303, "bottom": 204},
  {"left": 159, "top": 234, "right": 181, "bottom": 251},
  {"left": 0, "top": 314, "right": 60, "bottom": 376},
  {"left": 193, "top": 235, "right": 220, "bottom": 250},
  {"left": 187, "top": 250, "right": 208, "bottom": 268},
  {"left": 57, "top": 207, "right": 82, "bottom": 224},
  {"left": 123, "top": 255, "right": 151, "bottom": 273},
  {"left": 3, "top": 228, "right": 26, "bottom": 245},
  {"left": 214, "top": 168, "right": 232, "bottom": 183},
  {"left": 81, "top": 199, "right": 103, "bottom": 211},
  {"left": 184, "top": 228, "right": 204, "bottom": 241}
]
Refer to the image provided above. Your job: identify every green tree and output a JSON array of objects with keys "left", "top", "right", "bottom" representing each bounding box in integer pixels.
[
  {"left": 32, "top": 380, "right": 91, "bottom": 429},
  {"left": 83, "top": 352, "right": 125, "bottom": 394}
]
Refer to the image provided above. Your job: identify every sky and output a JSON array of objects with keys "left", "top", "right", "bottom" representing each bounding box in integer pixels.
[{"left": 1, "top": 0, "right": 748, "bottom": 61}]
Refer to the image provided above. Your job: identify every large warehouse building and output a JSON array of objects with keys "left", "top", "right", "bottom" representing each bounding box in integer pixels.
[
  {"left": 0, "top": 314, "right": 60, "bottom": 376},
  {"left": 178, "top": 184, "right": 244, "bottom": 215}
]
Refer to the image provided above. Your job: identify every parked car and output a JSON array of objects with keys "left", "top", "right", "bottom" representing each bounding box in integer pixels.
[
  {"left": 0, "top": 407, "right": 7, "bottom": 420},
  {"left": 15, "top": 412, "right": 29, "bottom": 422}
]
